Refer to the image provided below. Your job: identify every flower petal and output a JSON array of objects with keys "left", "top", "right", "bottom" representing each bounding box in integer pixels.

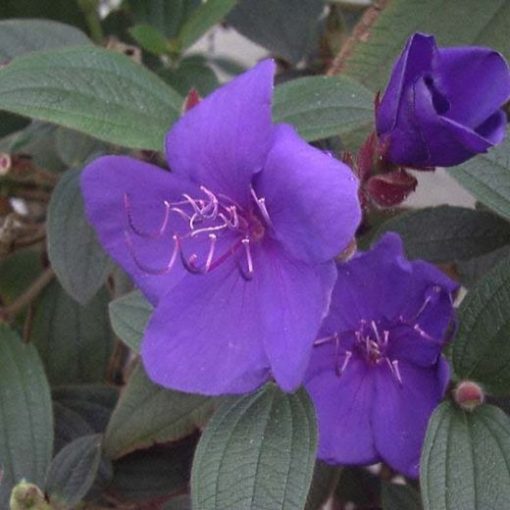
[
  {"left": 258, "top": 240, "right": 337, "bottom": 391},
  {"left": 81, "top": 155, "right": 196, "bottom": 305},
  {"left": 435, "top": 47, "right": 510, "bottom": 127},
  {"left": 141, "top": 259, "right": 271, "bottom": 396},
  {"left": 412, "top": 76, "right": 499, "bottom": 166},
  {"left": 372, "top": 358, "right": 449, "bottom": 477},
  {"left": 306, "top": 346, "right": 378, "bottom": 466},
  {"left": 141, "top": 238, "right": 335, "bottom": 395},
  {"left": 320, "top": 233, "right": 412, "bottom": 332},
  {"left": 254, "top": 124, "right": 361, "bottom": 263},
  {"left": 377, "top": 33, "right": 435, "bottom": 134},
  {"left": 165, "top": 59, "right": 275, "bottom": 204}
]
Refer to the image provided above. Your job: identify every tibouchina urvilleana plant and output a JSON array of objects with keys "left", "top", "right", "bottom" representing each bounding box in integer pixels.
[{"left": 2, "top": 4, "right": 510, "bottom": 508}]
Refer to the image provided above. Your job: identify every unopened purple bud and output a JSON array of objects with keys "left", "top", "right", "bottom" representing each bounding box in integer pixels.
[{"left": 376, "top": 33, "right": 510, "bottom": 168}]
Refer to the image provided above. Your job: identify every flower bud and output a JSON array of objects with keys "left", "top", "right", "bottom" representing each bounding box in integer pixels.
[
  {"left": 9, "top": 481, "right": 51, "bottom": 510},
  {"left": 454, "top": 380, "right": 485, "bottom": 412},
  {"left": 376, "top": 32, "right": 510, "bottom": 168}
]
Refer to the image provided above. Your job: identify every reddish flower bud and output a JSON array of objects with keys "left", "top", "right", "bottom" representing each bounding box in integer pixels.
[
  {"left": 365, "top": 169, "right": 417, "bottom": 207},
  {"left": 454, "top": 380, "right": 485, "bottom": 411}
]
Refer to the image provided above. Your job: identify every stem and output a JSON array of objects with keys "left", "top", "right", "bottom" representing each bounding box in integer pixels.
[
  {"left": 78, "top": 0, "right": 104, "bottom": 44},
  {"left": 0, "top": 267, "right": 54, "bottom": 322},
  {"left": 327, "top": 0, "right": 389, "bottom": 76}
]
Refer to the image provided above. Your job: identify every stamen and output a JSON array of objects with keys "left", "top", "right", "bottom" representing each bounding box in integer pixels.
[
  {"left": 170, "top": 206, "right": 192, "bottom": 222},
  {"left": 205, "top": 234, "right": 216, "bottom": 272},
  {"left": 337, "top": 350, "right": 352, "bottom": 376},
  {"left": 199, "top": 186, "right": 219, "bottom": 218},
  {"left": 240, "top": 237, "right": 254, "bottom": 280},
  {"left": 125, "top": 231, "right": 178, "bottom": 275},
  {"left": 370, "top": 320, "right": 381, "bottom": 342},
  {"left": 190, "top": 223, "right": 229, "bottom": 237},
  {"left": 314, "top": 334, "right": 338, "bottom": 346},
  {"left": 124, "top": 193, "right": 171, "bottom": 239},
  {"left": 413, "top": 323, "right": 436, "bottom": 342},
  {"left": 251, "top": 187, "right": 273, "bottom": 227},
  {"left": 386, "top": 359, "right": 403, "bottom": 385},
  {"left": 182, "top": 193, "right": 205, "bottom": 217}
]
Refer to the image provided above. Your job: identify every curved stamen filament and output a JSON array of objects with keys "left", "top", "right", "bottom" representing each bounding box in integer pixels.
[
  {"left": 125, "top": 231, "right": 178, "bottom": 275},
  {"left": 240, "top": 237, "right": 254, "bottom": 280},
  {"left": 124, "top": 193, "right": 171, "bottom": 239}
]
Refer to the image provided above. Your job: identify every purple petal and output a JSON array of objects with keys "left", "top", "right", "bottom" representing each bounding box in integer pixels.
[
  {"left": 258, "top": 240, "right": 337, "bottom": 391},
  {"left": 411, "top": 76, "right": 499, "bottom": 166},
  {"left": 141, "top": 239, "right": 336, "bottom": 395},
  {"left": 372, "top": 358, "right": 449, "bottom": 477},
  {"left": 141, "top": 259, "right": 271, "bottom": 396},
  {"left": 254, "top": 124, "right": 361, "bottom": 263},
  {"left": 306, "top": 346, "right": 378, "bottom": 465},
  {"left": 81, "top": 155, "right": 196, "bottom": 305},
  {"left": 377, "top": 33, "right": 435, "bottom": 134},
  {"left": 435, "top": 47, "right": 510, "bottom": 127},
  {"left": 165, "top": 60, "right": 275, "bottom": 204},
  {"left": 320, "top": 233, "right": 412, "bottom": 333}
]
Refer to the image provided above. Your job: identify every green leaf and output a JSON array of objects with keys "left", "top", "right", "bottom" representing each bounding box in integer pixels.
[
  {"left": 0, "top": 325, "right": 53, "bottom": 508},
  {"left": 104, "top": 363, "right": 213, "bottom": 459},
  {"left": 110, "top": 439, "right": 196, "bottom": 504},
  {"left": 0, "top": 249, "right": 42, "bottom": 305},
  {"left": 305, "top": 461, "right": 340, "bottom": 510},
  {"left": 159, "top": 56, "right": 219, "bottom": 96},
  {"left": 457, "top": 246, "right": 510, "bottom": 288},
  {"left": 0, "top": 111, "right": 29, "bottom": 138},
  {"left": 53, "top": 385, "right": 119, "bottom": 434},
  {"left": 343, "top": 0, "right": 510, "bottom": 91},
  {"left": 129, "top": 23, "right": 169, "bottom": 55},
  {"left": 448, "top": 132, "right": 510, "bottom": 222},
  {"left": 164, "top": 495, "right": 191, "bottom": 510},
  {"left": 227, "top": 0, "right": 325, "bottom": 64},
  {"left": 382, "top": 482, "right": 422, "bottom": 510},
  {"left": 421, "top": 401, "right": 510, "bottom": 510},
  {"left": 45, "top": 434, "right": 103, "bottom": 509},
  {"left": 47, "top": 167, "right": 113, "bottom": 305},
  {"left": 8, "top": 121, "right": 67, "bottom": 172},
  {"left": 31, "top": 280, "right": 113, "bottom": 386},
  {"left": 127, "top": 0, "right": 201, "bottom": 39},
  {"left": 177, "top": 0, "right": 237, "bottom": 52},
  {"left": 191, "top": 384, "right": 317, "bottom": 510},
  {"left": 55, "top": 127, "right": 107, "bottom": 167},
  {"left": 452, "top": 253, "right": 510, "bottom": 395},
  {"left": 0, "top": 46, "right": 183, "bottom": 150},
  {"left": 273, "top": 75, "right": 373, "bottom": 143},
  {"left": 109, "top": 290, "right": 152, "bottom": 352},
  {"left": 0, "top": 0, "right": 88, "bottom": 32},
  {"left": 0, "top": 19, "right": 90, "bottom": 61},
  {"left": 376, "top": 206, "right": 510, "bottom": 263},
  {"left": 53, "top": 401, "right": 95, "bottom": 455}
]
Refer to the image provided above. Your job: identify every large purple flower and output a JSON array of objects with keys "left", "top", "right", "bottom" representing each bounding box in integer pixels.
[
  {"left": 304, "top": 233, "right": 458, "bottom": 477},
  {"left": 376, "top": 33, "right": 510, "bottom": 168},
  {"left": 81, "top": 60, "right": 361, "bottom": 395}
]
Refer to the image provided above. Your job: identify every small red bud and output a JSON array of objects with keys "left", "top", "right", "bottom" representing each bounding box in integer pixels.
[
  {"left": 454, "top": 380, "right": 485, "bottom": 412},
  {"left": 365, "top": 169, "right": 417, "bottom": 207},
  {"left": 182, "top": 88, "right": 202, "bottom": 113}
]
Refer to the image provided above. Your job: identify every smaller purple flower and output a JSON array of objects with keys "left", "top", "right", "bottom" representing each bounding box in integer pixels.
[
  {"left": 304, "top": 233, "right": 458, "bottom": 478},
  {"left": 376, "top": 32, "right": 510, "bottom": 168}
]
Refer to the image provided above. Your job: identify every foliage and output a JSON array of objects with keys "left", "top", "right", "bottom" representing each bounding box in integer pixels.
[{"left": 0, "top": 1, "right": 509, "bottom": 509}]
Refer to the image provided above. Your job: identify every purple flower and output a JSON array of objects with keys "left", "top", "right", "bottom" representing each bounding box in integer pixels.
[
  {"left": 376, "top": 33, "right": 510, "bottom": 168},
  {"left": 304, "top": 233, "right": 457, "bottom": 477},
  {"left": 81, "top": 60, "right": 361, "bottom": 395}
]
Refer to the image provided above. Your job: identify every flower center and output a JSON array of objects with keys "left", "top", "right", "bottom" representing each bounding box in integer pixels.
[
  {"left": 123, "top": 185, "right": 271, "bottom": 280},
  {"left": 314, "top": 320, "right": 402, "bottom": 385}
]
